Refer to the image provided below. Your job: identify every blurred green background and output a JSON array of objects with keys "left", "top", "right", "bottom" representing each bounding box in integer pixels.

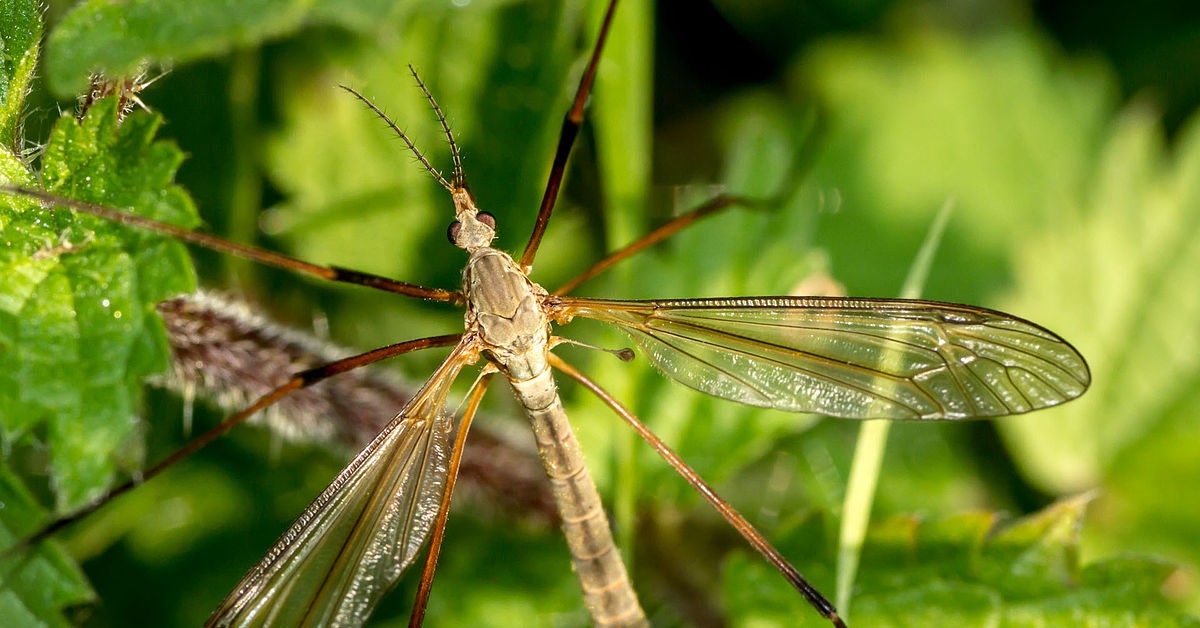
[{"left": 4, "top": 0, "right": 1200, "bottom": 625}]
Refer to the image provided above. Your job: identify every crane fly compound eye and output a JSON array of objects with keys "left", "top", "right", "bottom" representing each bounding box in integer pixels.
[
  {"left": 477, "top": 211, "right": 496, "bottom": 229},
  {"left": 446, "top": 220, "right": 462, "bottom": 243}
]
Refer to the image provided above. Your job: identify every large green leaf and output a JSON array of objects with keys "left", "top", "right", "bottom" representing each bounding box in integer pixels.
[
  {"left": 44, "top": 0, "right": 489, "bottom": 96},
  {"left": 724, "top": 497, "right": 1196, "bottom": 626},
  {"left": 1007, "top": 107, "right": 1200, "bottom": 615},
  {"left": 1, "top": 1, "right": 197, "bottom": 624},
  {"left": 0, "top": 100, "right": 198, "bottom": 510},
  {"left": 0, "top": 104, "right": 197, "bottom": 619},
  {"left": 999, "top": 107, "right": 1200, "bottom": 490}
]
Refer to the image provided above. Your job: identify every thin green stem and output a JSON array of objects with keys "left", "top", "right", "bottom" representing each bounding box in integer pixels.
[
  {"left": 836, "top": 198, "right": 955, "bottom": 616},
  {"left": 590, "top": 0, "right": 653, "bottom": 579},
  {"left": 225, "top": 47, "right": 262, "bottom": 291}
]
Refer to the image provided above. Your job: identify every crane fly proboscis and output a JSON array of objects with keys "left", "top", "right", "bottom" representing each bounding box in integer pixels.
[{"left": 0, "top": 0, "right": 1092, "bottom": 625}]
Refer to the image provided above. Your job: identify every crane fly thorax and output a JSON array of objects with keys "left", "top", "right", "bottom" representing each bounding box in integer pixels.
[{"left": 463, "top": 247, "right": 552, "bottom": 381}]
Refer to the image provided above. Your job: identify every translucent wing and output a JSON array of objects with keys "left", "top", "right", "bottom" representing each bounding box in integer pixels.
[
  {"left": 558, "top": 297, "right": 1090, "bottom": 420},
  {"left": 207, "top": 339, "right": 475, "bottom": 627}
]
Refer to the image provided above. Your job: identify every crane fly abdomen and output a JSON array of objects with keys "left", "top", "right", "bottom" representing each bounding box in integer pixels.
[{"left": 459, "top": 239, "right": 648, "bottom": 626}]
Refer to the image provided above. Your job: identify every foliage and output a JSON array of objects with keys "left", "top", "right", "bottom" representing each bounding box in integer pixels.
[
  {"left": 0, "top": 0, "right": 1197, "bottom": 625},
  {"left": 726, "top": 497, "right": 1198, "bottom": 626}
]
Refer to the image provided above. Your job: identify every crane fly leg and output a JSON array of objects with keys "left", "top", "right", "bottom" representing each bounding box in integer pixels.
[
  {"left": 407, "top": 371, "right": 495, "bottom": 627},
  {"left": 549, "top": 353, "right": 847, "bottom": 627},
  {"left": 0, "top": 186, "right": 462, "bottom": 303},
  {"left": 519, "top": 0, "right": 621, "bottom": 270}
]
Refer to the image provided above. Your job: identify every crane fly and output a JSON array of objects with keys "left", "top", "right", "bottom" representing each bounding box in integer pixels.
[{"left": 0, "top": 0, "right": 1091, "bottom": 625}]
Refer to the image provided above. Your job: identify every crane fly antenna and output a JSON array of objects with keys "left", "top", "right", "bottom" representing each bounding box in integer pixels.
[
  {"left": 338, "top": 84, "right": 455, "bottom": 192},
  {"left": 408, "top": 65, "right": 465, "bottom": 188}
]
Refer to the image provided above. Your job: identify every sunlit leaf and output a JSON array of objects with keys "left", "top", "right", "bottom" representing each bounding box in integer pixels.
[
  {"left": 0, "top": 2, "right": 198, "bottom": 617},
  {"left": 998, "top": 107, "right": 1200, "bottom": 491}
]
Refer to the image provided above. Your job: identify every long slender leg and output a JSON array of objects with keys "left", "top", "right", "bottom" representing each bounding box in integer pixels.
[
  {"left": 519, "top": 0, "right": 621, "bottom": 270},
  {"left": 550, "top": 353, "right": 847, "bottom": 628},
  {"left": 553, "top": 193, "right": 751, "bottom": 295},
  {"left": 0, "top": 186, "right": 462, "bottom": 304},
  {"left": 13, "top": 333, "right": 462, "bottom": 553},
  {"left": 408, "top": 371, "right": 494, "bottom": 628}
]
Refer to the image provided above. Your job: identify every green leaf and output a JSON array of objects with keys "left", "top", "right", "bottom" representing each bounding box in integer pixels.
[
  {"left": 797, "top": 26, "right": 1114, "bottom": 301},
  {"left": 0, "top": 74, "right": 197, "bottom": 627},
  {"left": 1, "top": 99, "right": 198, "bottom": 509},
  {"left": 47, "top": 0, "right": 309, "bottom": 97},
  {"left": 43, "top": 0, "right": 537, "bottom": 98},
  {"left": 725, "top": 498, "right": 1196, "bottom": 626},
  {"left": 1093, "top": 385, "right": 1200, "bottom": 613},
  {"left": 998, "top": 107, "right": 1200, "bottom": 492},
  {"left": 0, "top": 466, "right": 95, "bottom": 628}
]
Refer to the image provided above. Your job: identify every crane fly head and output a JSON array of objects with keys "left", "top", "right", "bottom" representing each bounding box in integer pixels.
[
  {"left": 447, "top": 185, "right": 496, "bottom": 252},
  {"left": 340, "top": 74, "right": 496, "bottom": 251}
]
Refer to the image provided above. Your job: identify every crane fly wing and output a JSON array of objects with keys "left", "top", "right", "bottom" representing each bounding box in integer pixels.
[
  {"left": 207, "top": 339, "right": 475, "bottom": 627},
  {"left": 558, "top": 297, "right": 1090, "bottom": 420}
]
